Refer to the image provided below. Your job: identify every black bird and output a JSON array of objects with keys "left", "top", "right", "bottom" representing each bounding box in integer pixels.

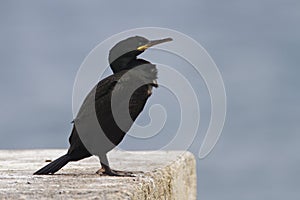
[{"left": 34, "top": 36, "right": 172, "bottom": 176}]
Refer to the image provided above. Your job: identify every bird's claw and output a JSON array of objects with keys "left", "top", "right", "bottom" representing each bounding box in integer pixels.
[
  {"left": 96, "top": 169, "right": 135, "bottom": 177},
  {"left": 96, "top": 168, "right": 139, "bottom": 177}
]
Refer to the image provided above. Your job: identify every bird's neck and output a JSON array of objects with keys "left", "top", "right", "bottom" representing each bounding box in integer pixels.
[
  {"left": 111, "top": 58, "right": 158, "bottom": 86},
  {"left": 127, "top": 59, "right": 158, "bottom": 87},
  {"left": 110, "top": 58, "right": 153, "bottom": 73},
  {"left": 126, "top": 58, "right": 150, "bottom": 67},
  {"left": 110, "top": 56, "right": 133, "bottom": 73}
]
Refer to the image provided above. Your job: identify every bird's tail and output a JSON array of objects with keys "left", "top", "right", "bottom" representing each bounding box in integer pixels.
[{"left": 33, "top": 154, "right": 71, "bottom": 175}]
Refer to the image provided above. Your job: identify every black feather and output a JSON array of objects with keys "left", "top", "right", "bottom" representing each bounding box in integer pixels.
[{"left": 33, "top": 154, "right": 71, "bottom": 175}]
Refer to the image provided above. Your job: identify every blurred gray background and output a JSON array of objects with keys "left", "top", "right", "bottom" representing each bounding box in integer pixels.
[{"left": 1, "top": 1, "right": 299, "bottom": 199}]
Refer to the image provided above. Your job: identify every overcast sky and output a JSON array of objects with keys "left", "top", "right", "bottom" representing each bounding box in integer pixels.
[{"left": 1, "top": 1, "right": 300, "bottom": 199}]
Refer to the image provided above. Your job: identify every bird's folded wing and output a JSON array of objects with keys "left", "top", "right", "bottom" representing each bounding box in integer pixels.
[
  {"left": 74, "top": 73, "right": 121, "bottom": 123},
  {"left": 74, "top": 69, "right": 153, "bottom": 124}
]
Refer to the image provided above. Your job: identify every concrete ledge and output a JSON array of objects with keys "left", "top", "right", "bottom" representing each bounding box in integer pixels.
[{"left": 0, "top": 150, "right": 196, "bottom": 199}]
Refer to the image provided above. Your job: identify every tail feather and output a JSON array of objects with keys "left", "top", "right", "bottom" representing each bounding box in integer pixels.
[{"left": 33, "top": 154, "right": 71, "bottom": 175}]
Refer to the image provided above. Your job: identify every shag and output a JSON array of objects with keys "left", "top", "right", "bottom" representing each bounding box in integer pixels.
[{"left": 34, "top": 36, "right": 172, "bottom": 176}]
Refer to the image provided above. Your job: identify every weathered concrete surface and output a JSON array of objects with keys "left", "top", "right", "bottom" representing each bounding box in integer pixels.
[{"left": 0, "top": 150, "right": 196, "bottom": 199}]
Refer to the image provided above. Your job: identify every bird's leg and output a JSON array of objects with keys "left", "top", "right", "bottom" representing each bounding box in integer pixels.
[{"left": 96, "top": 154, "right": 135, "bottom": 177}]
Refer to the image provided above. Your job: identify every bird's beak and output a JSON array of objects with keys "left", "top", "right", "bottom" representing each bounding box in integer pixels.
[{"left": 137, "top": 37, "right": 173, "bottom": 51}]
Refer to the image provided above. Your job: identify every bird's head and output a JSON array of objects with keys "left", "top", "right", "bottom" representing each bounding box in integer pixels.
[{"left": 109, "top": 36, "right": 172, "bottom": 73}]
